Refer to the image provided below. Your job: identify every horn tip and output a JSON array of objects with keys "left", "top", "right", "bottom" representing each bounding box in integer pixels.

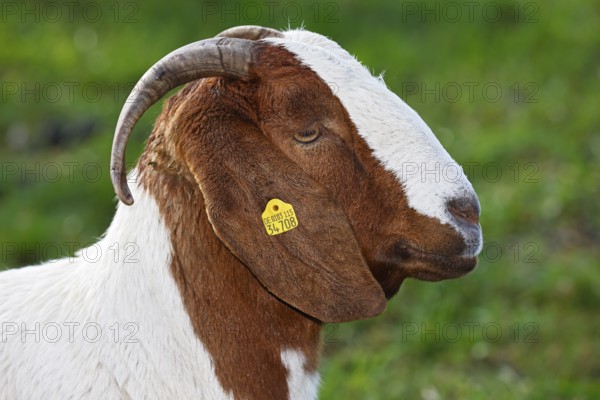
[
  {"left": 111, "top": 165, "right": 135, "bottom": 206},
  {"left": 118, "top": 189, "right": 134, "bottom": 206},
  {"left": 116, "top": 179, "right": 134, "bottom": 205}
]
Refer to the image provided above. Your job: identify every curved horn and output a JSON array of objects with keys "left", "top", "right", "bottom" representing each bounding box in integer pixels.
[
  {"left": 217, "top": 25, "right": 283, "bottom": 40},
  {"left": 111, "top": 38, "right": 255, "bottom": 205}
]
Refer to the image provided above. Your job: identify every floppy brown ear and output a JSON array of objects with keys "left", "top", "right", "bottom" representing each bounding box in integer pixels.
[{"left": 180, "top": 114, "right": 386, "bottom": 323}]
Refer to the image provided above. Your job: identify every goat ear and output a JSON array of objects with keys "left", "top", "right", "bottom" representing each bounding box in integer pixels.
[{"left": 182, "top": 116, "right": 386, "bottom": 323}]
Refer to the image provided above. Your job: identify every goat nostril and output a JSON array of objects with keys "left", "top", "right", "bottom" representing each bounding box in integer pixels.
[{"left": 447, "top": 197, "right": 480, "bottom": 225}]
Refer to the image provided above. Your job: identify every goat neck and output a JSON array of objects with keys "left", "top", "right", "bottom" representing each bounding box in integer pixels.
[{"left": 138, "top": 132, "right": 322, "bottom": 400}]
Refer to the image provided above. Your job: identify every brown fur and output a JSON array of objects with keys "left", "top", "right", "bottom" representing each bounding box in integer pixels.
[{"left": 137, "top": 43, "right": 475, "bottom": 398}]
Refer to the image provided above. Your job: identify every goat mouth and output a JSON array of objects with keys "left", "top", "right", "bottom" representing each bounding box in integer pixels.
[
  {"left": 367, "top": 242, "right": 477, "bottom": 299},
  {"left": 389, "top": 243, "right": 478, "bottom": 282}
]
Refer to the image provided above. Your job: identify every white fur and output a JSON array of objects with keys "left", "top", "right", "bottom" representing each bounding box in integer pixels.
[
  {"left": 281, "top": 349, "right": 320, "bottom": 400},
  {"left": 271, "top": 30, "right": 481, "bottom": 253},
  {"left": 0, "top": 173, "right": 233, "bottom": 399}
]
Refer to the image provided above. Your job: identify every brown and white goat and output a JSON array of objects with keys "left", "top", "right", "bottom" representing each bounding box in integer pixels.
[{"left": 0, "top": 26, "right": 482, "bottom": 399}]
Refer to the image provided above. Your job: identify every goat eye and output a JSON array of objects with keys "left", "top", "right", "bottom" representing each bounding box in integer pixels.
[{"left": 294, "top": 127, "right": 321, "bottom": 143}]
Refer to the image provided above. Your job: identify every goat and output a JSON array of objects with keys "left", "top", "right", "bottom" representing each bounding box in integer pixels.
[{"left": 0, "top": 26, "right": 483, "bottom": 399}]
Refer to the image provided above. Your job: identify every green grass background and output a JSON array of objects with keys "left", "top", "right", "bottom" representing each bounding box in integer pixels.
[{"left": 1, "top": 0, "right": 598, "bottom": 398}]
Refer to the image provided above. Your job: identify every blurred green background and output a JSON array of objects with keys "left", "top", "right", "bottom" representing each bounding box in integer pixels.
[{"left": 1, "top": 0, "right": 598, "bottom": 398}]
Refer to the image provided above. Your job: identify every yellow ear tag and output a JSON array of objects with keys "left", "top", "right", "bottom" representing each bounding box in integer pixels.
[{"left": 262, "top": 199, "right": 299, "bottom": 236}]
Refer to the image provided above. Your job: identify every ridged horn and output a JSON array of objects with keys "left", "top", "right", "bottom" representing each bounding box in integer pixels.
[
  {"left": 111, "top": 38, "right": 255, "bottom": 205},
  {"left": 217, "top": 25, "right": 283, "bottom": 40}
]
